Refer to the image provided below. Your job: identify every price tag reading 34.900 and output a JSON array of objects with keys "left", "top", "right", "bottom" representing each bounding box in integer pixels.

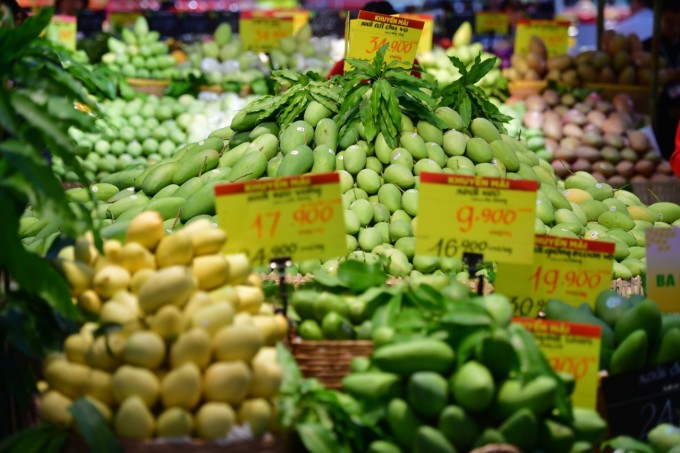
[
  {"left": 214, "top": 173, "right": 346, "bottom": 266},
  {"left": 415, "top": 173, "right": 538, "bottom": 264},
  {"left": 496, "top": 235, "right": 615, "bottom": 317}
]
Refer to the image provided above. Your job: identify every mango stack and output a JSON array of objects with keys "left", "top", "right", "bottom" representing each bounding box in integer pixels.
[
  {"left": 546, "top": 291, "right": 680, "bottom": 374},
  {"left": 341, "top": 291, "right": 608, "bottom": 453},
  {"left": 40, "top": 211, "right": 286, "bottom": 441}
]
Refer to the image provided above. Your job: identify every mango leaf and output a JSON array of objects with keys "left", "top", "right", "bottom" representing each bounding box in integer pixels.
[
  {"left": 466, "top": 54, "right": 498, "bottom": 86},
  {"left": 70, "top": 398, "right": 121, "bottom": 453},
  {"left": 0, "top": 423, "right": 67, "bottom": 453},
  {"left": 296, "top": 422, "right": 345, "bottom": 453},
  {"left": 457, "top": 91, "right": 472, "bottom": 127},
  {"left": 600, "top": 436, "right": 655, "bottom": 453},
  {"left": 371, "top": 292, "right": 402, "bottom": 328},
  {"left": 0, "top": 8, "right": 52, "bottom": 68},
  {"left": 277, "top": 342, "right": 303, "bottom": 395},
  {"left": 337, "top": 260, "right": 387, "bottom": 292},
  {"left": 455, "top": 329, "right": 490, "bottom": 368}
]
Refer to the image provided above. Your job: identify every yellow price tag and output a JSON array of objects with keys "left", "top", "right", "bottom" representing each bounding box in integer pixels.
[
  {"left": 214, "top": 173, "right": 346, "bottom": 266},
  {"left": 646, "top": 228, "right": 680, "bottom": 312},
  {"left": 415, "top": 173, "right": 538, "bottom": 264},
  {"left": 271, "top": 9, "right": 309, "bottom": 34},
  {"left": 345, "top": 11, "right": 423, "bottom": 71},
  {"left": 239, "top": 11, "right": 295, "bottom": 53},
  {"left": 108, "top": 11, "right": 142, "bottom": 30},
  {"left": 514, "top": 318, "right": 601, "bottom": 410},
  {"left": 399, "top": 13, "right": 433, "bottom": 54},
  {"left": 496, "top": 235, "right": 615, "bottom": 317},
  {"left": 514, "top": 19, "right": 570, "bottom": 57},
  {"left": 47, "top": 15, "right": 77, "bottom": 50},
  {"left": 475, "top": 12, "right": 509, "bottom": 35}
]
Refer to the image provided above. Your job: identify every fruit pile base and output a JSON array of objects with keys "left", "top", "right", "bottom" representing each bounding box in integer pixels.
[
  {"left": 126, "top": 78, "right": 170, "bottom": 96},
  {"left": 631, "top": 180, "right": 680, "bottom": 205},
  {"left": 65, "top": 434, "right": 281, "bottom": 453},
  {"left": 291, "top": 338, "right": 373, "bottom": 390}
]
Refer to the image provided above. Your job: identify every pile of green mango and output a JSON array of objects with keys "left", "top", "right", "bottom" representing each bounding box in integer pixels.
[
  {"left": 336, "top": 279, "right": 608, "bottom": 453},
  {"left": 545, "top": 291, "right": 680, "bottom": 374},
  {"left": 101, "top": 16, "right": 178, "bottom": 80}
]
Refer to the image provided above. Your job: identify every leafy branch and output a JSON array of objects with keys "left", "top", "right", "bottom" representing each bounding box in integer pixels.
[
  {"left": 437, "top": 53, "right": 513, "bottom": 132},
  {"left": 337, "top": 45, "right": 445, "bottom": 148}
]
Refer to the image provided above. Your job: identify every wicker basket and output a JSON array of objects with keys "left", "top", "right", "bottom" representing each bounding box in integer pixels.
[
  {"left": 126, "top": 78, "right": 170, "bottom": 96},
  {"left": 66, "top": 434, "right": 281, "bottom": 453},
  {"left": 508, "top": 80, "right": 548, "bottom": 98},
  {"left": 470, "top": 444, "right": 521, "bottom": 453},
  {"left": 290, "top": 338, "right": 373, "bottom": 389},
  {"left": 630, "top": 179, "right": 680, "bottom": 205},
  {"left": 199, "top": 84, "right": 224, "bottom": 94}
]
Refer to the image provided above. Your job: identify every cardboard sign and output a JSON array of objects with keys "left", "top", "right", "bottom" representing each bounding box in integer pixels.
[
  {"left": 239, "top": 11, "right": 295, "bottom": 53},
  {"left": 602, "top": 360, "right": 680, "bottom": 438},
  {"left": 272, "top": 9, "right": 310, "bottom": 34},
  {"left": 475, "top": 12, "right": 509, "bottom": 35},
  {"left": 496, "top": 236, "right": 616, "bottom": 317},
  {"left": 214, "top": 173, "right": 346, "bottom": 266},
  {"left": 345, "top": 10, "right": 423, "bottom": 71},
  {"left": 646, "top": 228, "right": 680, "bottom": 312},
  {"left": 514, "top": 318, "right": 602, "bottom": 409},
  {"left": 514, "top": 19, "right": 570, "bottom": 58},
  {"left": 415, "top": 173, "right": 538, "bottom": 264},
  {"left": 399, "top": 13, "right": 434, "bottom": 54},
  {"left": 49, "top": 15, "right": 77, "bottom": 50}
]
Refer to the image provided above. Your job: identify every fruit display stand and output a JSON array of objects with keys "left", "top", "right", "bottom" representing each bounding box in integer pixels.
[
  {"left": 290, "top": 338, "right": 373, "bottom": 390},
  {"left": 126, "top": 78, "right": 171, "bottom": 96},
  {"left": 583, "top": 83, "right": 654, "bottom": 115},
  {"left": 631, "top": 179, "right": 680, "bottom": 205},
  {"left": 507, "top": 80, "right": 548, "bottom": 98}
]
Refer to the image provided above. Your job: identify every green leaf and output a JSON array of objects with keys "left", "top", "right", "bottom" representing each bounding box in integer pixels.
[
  {"left": 440, "top": 301, "right": 492, "bottom": 327},
  {"left": 344, "top": 58, "right": 379, "bottom": 79},
  {"left": 448, "top": 55, "right": 468, "bottom": 81},
  {"left": 360, "top": 102, "right": 378, "bottom": 143},
  {"left": 311, "top": 269, "right": 348, "bottom": 289},
  {"left": 371, "top": 292, "right": 402, "bottom": 328},
  {"left": 600, "top": 436, "right": 655, "bottom": 453},
  {"left": 456, "top": 330, "right": 490, "bottom": 368},
  {"left": 69, "top": 398, "right": 121, "bottom": 453},
  {"left": 0, "top": 8, "right": 53, "bottom": 68},
  {"left": 466, "top": 54, "right": 498, "bottom": 86},
  {"left": 277, "top": 341, "right": 303, "bottom": 394},
  {"left": 296, "top": 422, "right": 344, "bottom": 453},
  {"left": 0, "top": 423, "right": 67, "bottom": 453},
  {"left": 337, "top": 260, "right": 388, "bottom": 292},
  {"left": 0, "top": 88, "right": 19, "bottom": 134},
  {"left": 10, "top": 91, "right": 73, "bottom": 151},
  {"left": 457, "top": 90, "right": 472, "bottom": 127}
]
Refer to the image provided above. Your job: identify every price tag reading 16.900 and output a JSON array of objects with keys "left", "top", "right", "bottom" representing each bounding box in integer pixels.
[
  {"left": 496, "top": 235, "right": 615, "bottom": 317},
  {"left": 214, "top": 173, "right": 346, "bottom": 266},
  {"left": 415, "top": 173, "right": 538, "bottom": 264}
]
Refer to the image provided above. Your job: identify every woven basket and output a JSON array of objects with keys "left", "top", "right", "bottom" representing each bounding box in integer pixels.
[
  {"left": 199, "top": 84, "right": 224, "bottom": 94},
  {"left": 66, "top": 434, "right": 281, "bottom": 453},
  {"left": 508, "top": 80, "right": 548, "bottom": 98},
  {"left": 126, "top": 78, "right": 170, "bottom": 96},
  {"left": 470, "top": 444, "right": 521, "bottom": 453},
  {"left": 290, "top": 338, "right": 373, "bottom": 389},
  {"left": 631, "top": 179, "right": 680, "bottom": 205}
]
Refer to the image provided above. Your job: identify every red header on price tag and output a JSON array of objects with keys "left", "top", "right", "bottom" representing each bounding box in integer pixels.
[
  {"left": 215, "top": 173, "right": 339, "bottom": 196},
  {"left": 358, "top": 10, "right": 424, "bottom": 29},
  {"left": 535, "top": 235, "right": 617, "bottom": 254},
  {"left": 419, "top": 173, "right": 539, "bottom": 192}
]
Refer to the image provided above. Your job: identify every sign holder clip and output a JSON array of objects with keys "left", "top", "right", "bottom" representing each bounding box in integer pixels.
[{"left": 463, "top": 252, "right": 485, "bottom": 296}]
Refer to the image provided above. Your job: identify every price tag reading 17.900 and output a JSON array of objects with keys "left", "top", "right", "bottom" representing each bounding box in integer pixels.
[
  {"left": 496, "top": 235, "right": 616, "bottom": 317},
  {"left": 415, "top": 173, "right": 538, "bottom": 264},
  {"left": 514, "top": 318, "right": 602, "bottom": 410},
  {"left": 345, "top": 11, "right": 423, "bottom": 71},
  {"left": 214, "top": 173, "right": 346, "bottom": 266}
]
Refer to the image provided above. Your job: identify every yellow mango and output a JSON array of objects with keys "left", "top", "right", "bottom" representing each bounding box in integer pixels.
[
  {"left": 126, "top": 211, "right": 165, "bottom": 251},
  {"left": 156, "top": 231, "right": 194, "bottom": 268}
]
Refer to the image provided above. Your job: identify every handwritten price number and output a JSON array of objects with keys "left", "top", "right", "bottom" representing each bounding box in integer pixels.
[
  {"left": 548, "top": 356, "right": 597, "bottom": 381},
  {"left": 249, "top": 244, "right": 298, "bottom": 266},
  {"left": 366, "top": 36, "right": 414, "bottom": 54},
  {"left": 640, "top": 399, "right": 676, "bottom": 439},
  {"left": 529, "top": 266, "right": 602, "bottom": 295},
  {"left": 251, "top": 203, "right": 335, "bottom": 240},
  {"left": 457, "top": 206, "right": 517, "bottom": 233},
  {"left": 428, "top": 238, "right": 487, "bottom": 257},
  {"left": 255, "top": 29, "right": 288, "bottom": 42},
  {"left": 510, "top": 296, "right": 546, "bottom": 316}
]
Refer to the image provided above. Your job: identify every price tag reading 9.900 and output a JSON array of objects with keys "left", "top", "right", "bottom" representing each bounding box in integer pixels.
[
  {"left": 214, "top": 173, "right": 346, "bottom": 266},
  {"left": 416, "top": 173, "right": 538, "bottom": 264}
]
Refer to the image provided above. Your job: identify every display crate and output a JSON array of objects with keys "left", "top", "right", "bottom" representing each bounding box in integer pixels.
[
  {"left": 630, "top": 179, "right": 680, "bottom": 205},
  {"left": 290, "top": 338, "right": 373, "bottom": 390},
  {"left": 508, "top": 80, "right": 548, "bottom": 98},
  {"left": 126, "top": 78, "right": 170, "bottom": 96},
  {"left": 583, "top": 83, "right": 653, "bottom": 115},
  {"left": 66, "top": 434, "right": 281, "bottom": 453}
]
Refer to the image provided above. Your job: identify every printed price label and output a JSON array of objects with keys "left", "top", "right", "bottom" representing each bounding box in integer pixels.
[
  {"left": 646, "top": 228, "right": 680, "bottom": 312},
  {"left": 49, "top": 14, "right": 77, "bottom": 50},
  {"left": 514, "top": 19, "right": 570, "bottom": 57},
  {"left": 475, "top": 12, "right": 509, "bottom": 35},
  {"left": 399, "top": 13, "right": 433, "bottom": 53},
  {"left": 496, "top": 235, "right": 615, "bottom": 317},
  {"left": 239, "top": 11, "right": 295, "bottom": 53},
  {"left": 514, "top": 318, "right": 601, "bottom": 409},
  {"left": 602, "top": 360, "right": 680, "bottom": 438},
  {"left": 415, "top": 173, "right": 538, "bottom": 264},
  {"left": 108, "top": 11, "right": 142, "bottom": 30},
  {"left": 214, "top": 173, "right": 346, "bottom": 266},
  {"left": 345, "top": 11, "right": 423, "bottom": 71},
  {"left": 272, "top": 9, "right": 310, "bottom": 34}
]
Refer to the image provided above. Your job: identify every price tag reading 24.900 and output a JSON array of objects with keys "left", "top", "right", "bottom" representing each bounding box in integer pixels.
[
  {"left": 496, "top": 235, "right": 615, "bottom": 317},
  {"left": 514, "top": 318, "right": 602, "bottom": 410},
  {"left": 345, "top": 11, "right": 423, "bottom": 71},
  {"left": 214, "top": 173, "right": 346, "bottom": 266},
  {"left": 415, "top": 173, "right": 538, "bottom": 264}
]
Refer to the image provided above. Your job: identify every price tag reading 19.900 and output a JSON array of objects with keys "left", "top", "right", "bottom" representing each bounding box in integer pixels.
[
  {"left": 345, "top": 11, "right": 423, "bottom": 71},
  {"left": 214, "top": 173, "right": 346, "bottom": 266},
  {"left": 514, "top": 318, "right": 602, "bottom": 410},
  {"left": 495, "top": 235, "right": 615, "bottom": 317}
]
